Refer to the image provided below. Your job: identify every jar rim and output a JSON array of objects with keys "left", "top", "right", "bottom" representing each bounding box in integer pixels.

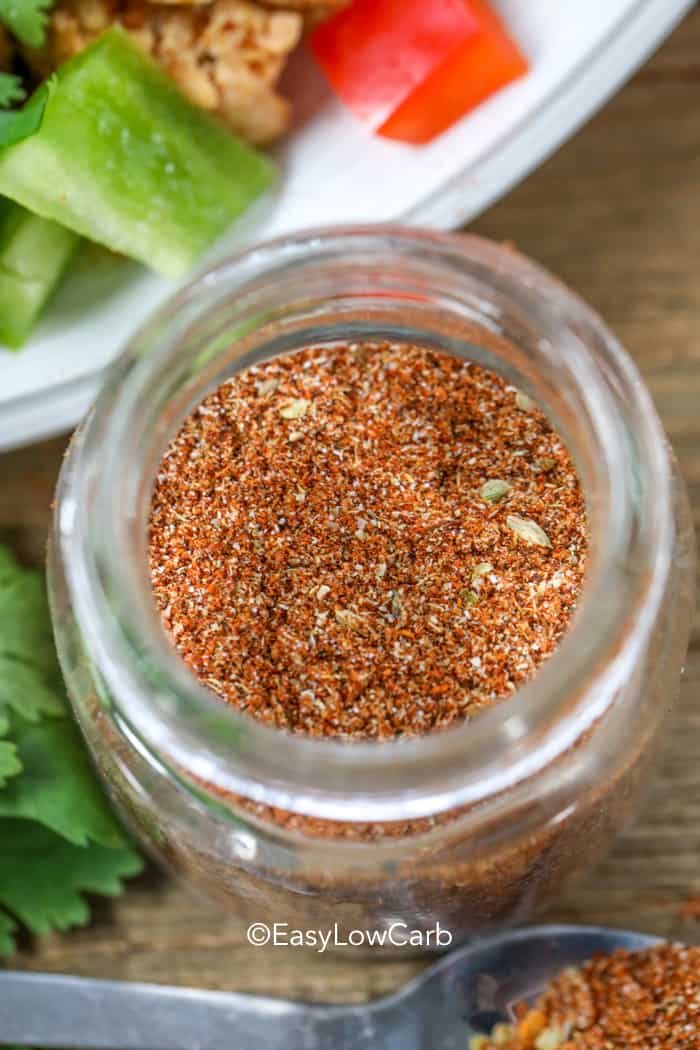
[{"left": 58, "top": 226, "right": 674, "bottom": 823}]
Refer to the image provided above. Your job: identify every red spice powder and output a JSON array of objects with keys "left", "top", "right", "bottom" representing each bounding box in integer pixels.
[
  {"left": 474, "top": 943, "right": 700, "bottom": 1049},
  {"left": 148, "top": 342, "right": 587, "bottom": 739}
]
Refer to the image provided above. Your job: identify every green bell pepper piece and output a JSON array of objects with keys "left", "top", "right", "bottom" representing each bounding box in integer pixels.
[
  {"left": 0, "top": 30, "right": 275, "bottom": 278},
  {"left": 0, "top": 199, "right": 79, "bottom": 349}
]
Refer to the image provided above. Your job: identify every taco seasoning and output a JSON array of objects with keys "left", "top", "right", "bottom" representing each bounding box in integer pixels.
[
  {"left": 148, "top": 342, "right": 587, "bottom": 737},
  {"left": 472, "top": 943, "right": 700, "bottom": 1049},
  {"left": 50, "top": 230, "right": 694, "bottom": 951}
]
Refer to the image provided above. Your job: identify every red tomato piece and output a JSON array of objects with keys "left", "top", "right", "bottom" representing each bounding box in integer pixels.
[{"left": 311, "top": 0, "right": 529, "bottom": 145}]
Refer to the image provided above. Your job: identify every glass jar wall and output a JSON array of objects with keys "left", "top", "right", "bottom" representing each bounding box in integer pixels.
[{"left": 48, "top": 228, "right": 694, "bottom": 948}]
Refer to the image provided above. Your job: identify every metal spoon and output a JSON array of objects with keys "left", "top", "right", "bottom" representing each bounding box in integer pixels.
[{"left": 0, "top": 924, "right": 659, "bottom": 1050}]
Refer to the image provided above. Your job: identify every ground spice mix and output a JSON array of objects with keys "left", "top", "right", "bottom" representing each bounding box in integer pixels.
[
  {"left": 148, "top": 342, "right": 587, "bottom": 739},
  {"left": 472, "top": 944, "right": 700, "bottom": 1049}
]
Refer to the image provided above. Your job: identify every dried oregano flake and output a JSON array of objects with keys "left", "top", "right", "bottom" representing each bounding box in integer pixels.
[
  {"left": 515, "top": 391, "right": 534, "bottom": 411},
  {"left": 472, "top": 562, "right": 493, "bottom": 581},
  {"left": 279, "top": 398, "right": 310, "bottom": 420},
  {"left": 256, "top": 377, "right": 279, "bottom": 397},
  {"left": 481, "top": 479, "right": 512, "bottom": 504},
  {"left": 506, "top": 515, "right": 551, "bottom": 548}
]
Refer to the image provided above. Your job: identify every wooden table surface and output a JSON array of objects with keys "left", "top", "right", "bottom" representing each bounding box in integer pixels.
[{"left": 3, "top": 9, "right": 700, "bottom": 1004}]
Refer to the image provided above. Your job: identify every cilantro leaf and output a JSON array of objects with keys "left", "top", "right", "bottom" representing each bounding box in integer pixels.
[
  {"left": 0, "top": 713, "right": 127, "bottom": 847},
  {"left": 0, "top": 660, "right": 65, "bottom": 723},
  {"left": 0, "top": 550, "right": 128, "bottom": 847},
  {"left": 0, "top": 545, "right": 15, "bottom": 579},
  {"left": 0, "top": 739, "right": 21, "bottom": 787},
  {"left": 0, "top": 544, "right": 23, "bottom": 582},
  {"left": 0, "top": 906, "right": 18, "bottom": 954},
  {"left": 0, "top": 558, "right": 65, "bottom": 725},
  {"left": 0, "top": 73, "right": 26, "bottom": 108},
  {"left": 0, "top": 0, "right": 53, "bottom": 47},
  {"left": 0, "top": 558, "right": 56, "bottom": 670},
  {"left": 0, "top": 818, "right": 143, "bottom": 935},
  {"left": 0, "top": 77, "right": 54, "bottom": 149},
  {"left": 0, "top": 546, "right": 143, "bottom": 955}
]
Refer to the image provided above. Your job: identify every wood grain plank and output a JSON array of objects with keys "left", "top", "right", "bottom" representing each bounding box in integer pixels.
[{"left": 2, "top": 7, "right": 699, "bottom": 1003}]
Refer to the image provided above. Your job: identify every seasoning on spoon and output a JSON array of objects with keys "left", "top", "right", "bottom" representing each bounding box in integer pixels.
[
  {"left": 471, "top": 943, "right": 700, "bottom": 1049},
  {"left": 149, "top": 342, "right": 587, "bottom": 739}
]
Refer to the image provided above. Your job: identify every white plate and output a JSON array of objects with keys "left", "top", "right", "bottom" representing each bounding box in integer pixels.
[{"left": 0, "top": 0, "right": 692, "bottom": 451}]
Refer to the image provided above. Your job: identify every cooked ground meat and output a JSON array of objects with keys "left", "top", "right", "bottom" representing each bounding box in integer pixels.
[
  {"left": 24, "top": 0, "right": 303, "bottom": 144},
  {"left": 260, "top": 0, "right": 347, "bottom": 27},
  {"left": 138, "top": 0, "right": 348, "bottom": 33}
]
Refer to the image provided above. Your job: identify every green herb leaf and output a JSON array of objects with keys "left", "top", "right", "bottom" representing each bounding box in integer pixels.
[
  {"left": 0, "top": 73, "right": 26, "bottom": 109},
  {"left": 0, "top": 739, "right": 21, "bottom": 787},
  {"left": 0, "top": 544, "right": 19, "bottom": 582},
  {"left": 0, "top": 906, "right": 18, "bottom": 954},
  {"left": 0, "top": 545, "right": 143, "bottom": 955},
  {"left": 0, "top": 714, "right": 128, "bottom": 847},
  {"left": 0, "top": 818, "right": 143, "bottom": 936},
  {"left": 0, "top": 549, "right": 130, "bottom": 846},
  {"left": 0, "top": 660, "right": 65, "bottom": 723},
  {"left": 0, "top": 0, "right": 53, "bottom": 47},
  {"left": 0, "top": 77, "right": 54, "bottom": 149},
  {"left": 0, "top": 556, "right": 65, "bottom": 724},
  {"left": 0, "top": 548, "right": 55, "bottom": 657}
]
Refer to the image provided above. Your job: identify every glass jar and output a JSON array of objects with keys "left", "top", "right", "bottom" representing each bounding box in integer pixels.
[{"left": 49, "top": 228, "right": 694, "bottom": 949}]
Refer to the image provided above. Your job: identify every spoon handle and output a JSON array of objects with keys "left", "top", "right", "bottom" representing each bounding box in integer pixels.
[{"left": 0, "top": 970, "right": 359, "bottom": 1050}]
